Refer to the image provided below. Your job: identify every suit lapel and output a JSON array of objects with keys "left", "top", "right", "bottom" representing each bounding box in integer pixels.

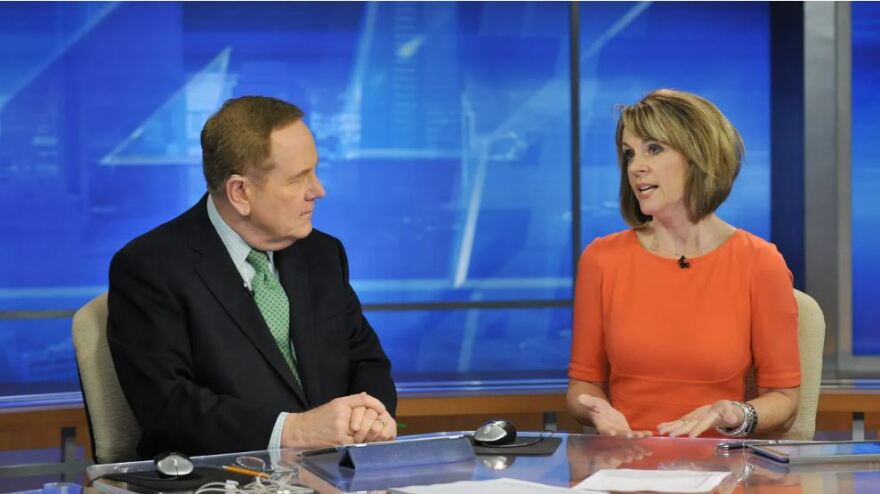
[
  {"left": 187, "top": 196, "right": 308, "bottom": 406},
  {"left": 275, "top": 244, "right": 320, "bottom": 407}
]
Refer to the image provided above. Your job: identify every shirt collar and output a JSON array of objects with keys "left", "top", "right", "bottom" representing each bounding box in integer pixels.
[{"left": 206, "top": 195, "right": 274, "bottom": 280}]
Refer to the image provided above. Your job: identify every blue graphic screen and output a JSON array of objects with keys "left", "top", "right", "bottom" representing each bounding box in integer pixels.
[
  {"left": 852, "top": 2, "right": 880, "bottom": 355},
  {"left": 0, "top": 2, "right": 772, "bottom": 397},
  {"left": 579, "top": 2, "right": 770, "bottom": 243}
]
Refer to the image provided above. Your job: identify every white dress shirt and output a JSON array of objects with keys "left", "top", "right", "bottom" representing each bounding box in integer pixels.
[{"left": 206, "top": 195, "right": 289, "bottom": 452}]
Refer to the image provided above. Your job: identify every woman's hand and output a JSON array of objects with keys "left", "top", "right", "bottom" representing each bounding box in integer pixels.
[
  {"left": 656, "top": 400, "right": 745, "bottom": 438},
  {"left": 577, "top": 394, "right": 653, "bottom": 438}
]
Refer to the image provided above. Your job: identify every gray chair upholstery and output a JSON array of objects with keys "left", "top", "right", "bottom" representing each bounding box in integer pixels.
[{"left": 72, "top": 292, "right": 141, "bottom": 463}]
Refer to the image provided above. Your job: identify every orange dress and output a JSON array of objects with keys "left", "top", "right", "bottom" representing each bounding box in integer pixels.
[{"left": 568, "top": 229, "right": 801, "bottom": 434}]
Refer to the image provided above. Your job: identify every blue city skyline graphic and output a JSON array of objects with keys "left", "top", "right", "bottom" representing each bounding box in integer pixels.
[{"left": 0, "top": 2, "right": 794, "bottom": 396}]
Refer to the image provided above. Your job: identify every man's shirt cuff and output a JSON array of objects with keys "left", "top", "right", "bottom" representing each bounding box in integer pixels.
[{"left": 268, "top": 412, "right": 288, "bottom": 450}]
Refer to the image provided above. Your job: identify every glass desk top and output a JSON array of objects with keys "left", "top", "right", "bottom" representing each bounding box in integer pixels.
[{"left": 87, "top": 432, "right": 880, "bottom": 493}]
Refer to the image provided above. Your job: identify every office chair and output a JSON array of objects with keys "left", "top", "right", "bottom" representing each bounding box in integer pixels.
[
  {"left": 786, "top": 289, "right": 826, "bottom": 440},
  {"left": 72, "top": 292, "right": 141, "bottom": 463},
  {"left": 745, "top": 289, "right": 826, "bottom": 440}
]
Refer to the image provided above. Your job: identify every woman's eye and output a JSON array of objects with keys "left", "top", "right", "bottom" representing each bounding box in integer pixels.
[
  {"left": 648, "top": 143, "right": 663, "bottom": 155},
  {"left": 623, "top": 150, "right": 634, "bottom": 162}
]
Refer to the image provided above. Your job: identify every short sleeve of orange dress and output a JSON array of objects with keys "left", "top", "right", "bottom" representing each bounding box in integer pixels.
[{"left": 568, "top": 229, "right": 801, "bottom": 434}]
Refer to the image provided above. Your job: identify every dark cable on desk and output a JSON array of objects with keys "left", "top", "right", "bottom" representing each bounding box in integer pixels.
[
  {"left": 85, "top": 471, "right": 187, "bottom": 488},
  {"left": 85, "top": 475, "right": 106, "bottom": 487},
  {"left": 483, "top": 429, "right": 555, "bottom": 449}
]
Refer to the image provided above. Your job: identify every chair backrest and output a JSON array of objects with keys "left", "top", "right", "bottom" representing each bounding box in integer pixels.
[
  {"left": 71, "top": 292, "right": 141, "bottom": 463},
  {"left": 785, "top": 289, "right": 826, "bottom": 440}
]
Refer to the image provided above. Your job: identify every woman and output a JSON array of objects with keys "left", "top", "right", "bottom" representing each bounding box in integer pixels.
[{"left": 567, "top": 89, "right": 800, "bottom": 439}]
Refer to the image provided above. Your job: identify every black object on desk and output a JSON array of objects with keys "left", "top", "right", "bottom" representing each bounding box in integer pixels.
[
  {"left": 750, "top": 440, "right": 880, "bottom": 464},
  {"left": 99, "top": 466, "right": 253, "bottom": 492},
  {"left": 468, "top": 434, "right": 562, "bottom": 456},
  {"left": 747, "top": 450, "right": 880, "bottom": 474},
  {"left": 473, "top": 419, "right": 518, "bottom": 445},
  {"left": 154, "top": 452, "right": 193, "bottom": 478}
]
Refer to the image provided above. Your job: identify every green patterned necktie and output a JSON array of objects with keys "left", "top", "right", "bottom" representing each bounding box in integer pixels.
[{"left": 246, "top": 249, "right": 300, "bottom": 384}]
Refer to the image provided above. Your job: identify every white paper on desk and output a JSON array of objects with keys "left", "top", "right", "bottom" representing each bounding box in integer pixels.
[
  {"left": 574, "top": 469, "right": 730, "bottom": 493},
  {"left": 391, "top": 477, "right": 580, "bottom": 494}
]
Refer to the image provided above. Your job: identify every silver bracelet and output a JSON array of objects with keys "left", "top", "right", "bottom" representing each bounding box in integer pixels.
[{"left": 715, "top": 401, "right": 757, "bottom": 437}]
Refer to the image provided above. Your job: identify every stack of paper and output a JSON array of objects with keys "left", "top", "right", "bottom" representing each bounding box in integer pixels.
[
  {"left": 392, "top": 478, "right": 577, "bottom": 493},
  {"left": 574, "top": 469, "right": 731, "bottom": 493}
]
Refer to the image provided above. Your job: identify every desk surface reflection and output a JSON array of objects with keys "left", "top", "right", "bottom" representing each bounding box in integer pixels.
[{"left": 87, "top": 433, "right": 880, "bottom": 493}]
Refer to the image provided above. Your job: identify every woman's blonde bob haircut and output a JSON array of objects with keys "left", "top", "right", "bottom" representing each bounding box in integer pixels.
[{"left": 615, "top": 89, "right": 744, "bottom": 228}]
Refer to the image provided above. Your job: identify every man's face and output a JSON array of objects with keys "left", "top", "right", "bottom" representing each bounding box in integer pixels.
[{"left": 244, "top": 120, "right": 325, "bottom": 249}]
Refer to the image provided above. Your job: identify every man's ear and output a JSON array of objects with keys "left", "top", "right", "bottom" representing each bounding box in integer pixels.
[{"left": 225, "top": 175, "right": 251, "bottom": 216}]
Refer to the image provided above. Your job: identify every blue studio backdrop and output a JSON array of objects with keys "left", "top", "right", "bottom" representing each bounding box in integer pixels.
[{"left": 0, "top": 2, "right": 785, "bottom": 397}]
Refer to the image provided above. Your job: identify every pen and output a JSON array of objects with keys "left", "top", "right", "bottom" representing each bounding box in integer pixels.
[
  {"left": 300, "top": 446, "right": 341, "bottom": 456},
  {"left": 348, "top": 434, "right": 466, "bottom": 448},
  {"left": 716, "top": 441, "right": 750, "bottom": 451},
  {"left": 301, "top": 434, "right": 467, "bottom": 455},
  {"left": 716, "top": 440, "right": 787, "bottom": 451},
  {"left": 222, "top": 465, "right": 269, "bottom": 478}
]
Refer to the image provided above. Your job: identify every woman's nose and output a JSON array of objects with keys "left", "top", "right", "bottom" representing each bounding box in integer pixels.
[{"left": 628, "top": 156, "right": 647, "bottom": 175}]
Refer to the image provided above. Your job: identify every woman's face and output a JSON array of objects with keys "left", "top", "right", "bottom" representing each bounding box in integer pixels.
[{"left": 621, "top": 127, "right": 690, "bottom": 223}]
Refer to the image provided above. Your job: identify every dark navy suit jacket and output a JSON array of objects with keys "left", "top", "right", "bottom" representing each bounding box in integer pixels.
[{"left": 107, "top": 195, "right": 396, "bottom": 458}]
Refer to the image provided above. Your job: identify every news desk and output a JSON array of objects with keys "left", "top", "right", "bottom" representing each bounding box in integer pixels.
[{"left": 87, "top": 433, "right": 880, "bottom": 493}]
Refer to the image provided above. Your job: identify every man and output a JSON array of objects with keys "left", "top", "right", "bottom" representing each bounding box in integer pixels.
[{"left": 107, "top": 96, "right": 397, "bottom": 458}]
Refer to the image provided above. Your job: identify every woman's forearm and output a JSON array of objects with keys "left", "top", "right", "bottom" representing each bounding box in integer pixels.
[
  {"left": 748, "top": 387, "right": 800, "bottom": 434},
  {"left": 566, "top": 379, "right": 609, "bottom": 426}
]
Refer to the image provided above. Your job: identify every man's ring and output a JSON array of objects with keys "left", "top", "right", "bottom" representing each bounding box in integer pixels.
[{"left": 680, "top": 418, "right": 689, "bottom": 425}]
